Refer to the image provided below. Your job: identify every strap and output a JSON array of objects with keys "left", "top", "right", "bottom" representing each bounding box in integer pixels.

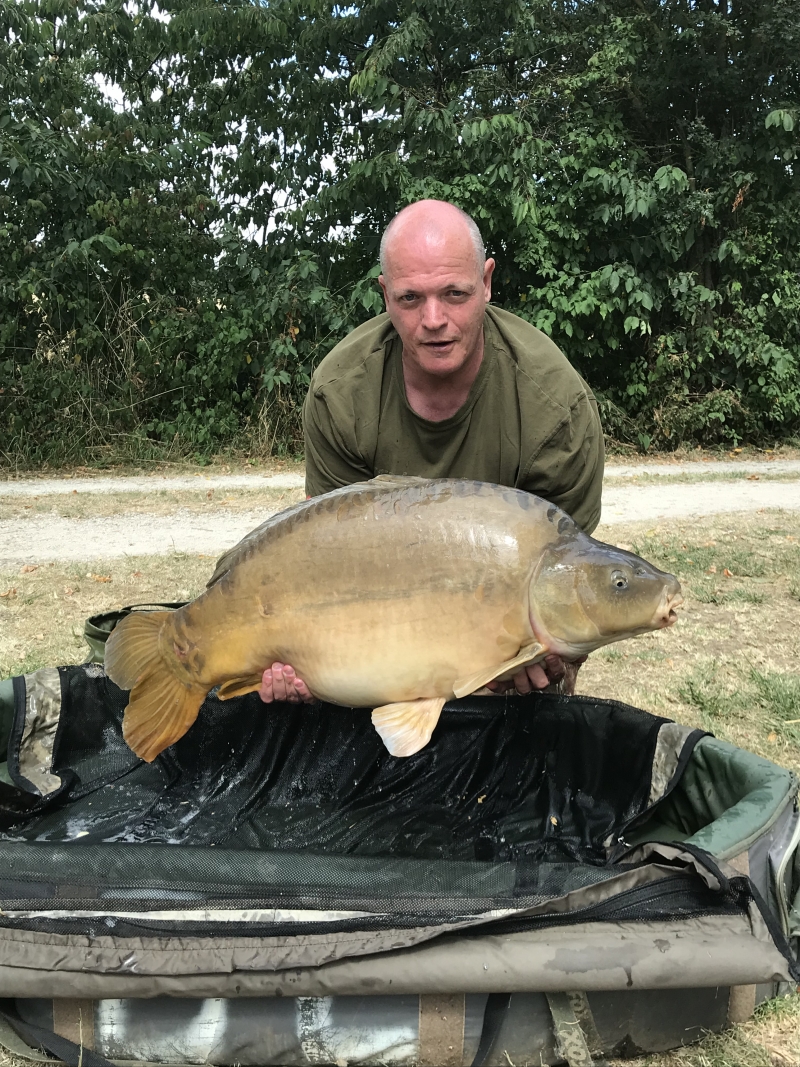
[
  {"left": 471, "top": 992, "right": 511, "bottom": 1067},
  {"left": 546, "top": 991, "right": 610, "bottom": 1067},
  {"left": 0, "top": 1006, "right": 116, "bottom": 1067},
  {"left": 418, "top": 993, "right": 465, "bottom": 1067},
  {"left": 0, "top": 1011, "right": 51, "bottom": 1062}
]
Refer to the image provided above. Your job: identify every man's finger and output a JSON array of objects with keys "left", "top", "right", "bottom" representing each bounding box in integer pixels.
[
  {"left": 513, "top": 667, "right": 533, "bottom": 694},
  {"left": 544, "top": 654, "right": 565, "bottom": 681},
  {"left": 525, "top": 664, "right": 550, "bottom": 690},
  {"left": 260, "top": 668, "right": 276, "bottom": 703},
  {"left": 270, "top": 662, "right": 289, "bottom": 701},
  {"left": 281, "top": 665, "right": 303, "bottom": 704},
  {"left": 293, "top": 677, "right": 314, "bottom": 704}
]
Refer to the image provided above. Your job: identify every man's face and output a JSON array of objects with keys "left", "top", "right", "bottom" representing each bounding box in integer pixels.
[{"left": 379, "top": 229, "right": 495, "bottom": 380}]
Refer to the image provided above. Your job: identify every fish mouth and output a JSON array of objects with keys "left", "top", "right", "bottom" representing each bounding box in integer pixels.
[{"left": 654, "top": 591, "right": 684, "bottom": 629}]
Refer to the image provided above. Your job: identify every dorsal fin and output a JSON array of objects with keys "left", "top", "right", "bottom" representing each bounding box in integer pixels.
[{"left": 370, "top": 474, "right": 431, "bottom": 486}]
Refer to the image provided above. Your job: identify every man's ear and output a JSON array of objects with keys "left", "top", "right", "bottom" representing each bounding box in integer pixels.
[
  {"left": 378, "top": 274, "right": 389, "bottom": 306},
  {"left": 482, "top": 258, "right": 496, "bottom": 301}
]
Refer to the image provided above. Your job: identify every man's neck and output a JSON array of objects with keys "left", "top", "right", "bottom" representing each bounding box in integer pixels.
[{"left": 401, "top": 336, "right": 486, "bottom": 423}]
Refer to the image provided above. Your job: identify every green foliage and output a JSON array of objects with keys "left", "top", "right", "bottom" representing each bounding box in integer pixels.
[{"left": 1, "top": 0, "right": 799, "bottom": 464}]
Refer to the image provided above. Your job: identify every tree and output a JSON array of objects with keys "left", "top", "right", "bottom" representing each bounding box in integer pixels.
[{"left": 1, "top": 0, "right": 798, "bottom": 465}]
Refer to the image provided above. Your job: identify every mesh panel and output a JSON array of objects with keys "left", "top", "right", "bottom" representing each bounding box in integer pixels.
[{"left": 0, "top": 666, "right": 740, "bottom": 938}]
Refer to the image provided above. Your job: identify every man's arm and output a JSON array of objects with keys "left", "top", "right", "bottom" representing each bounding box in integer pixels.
[
  {"left": 302, "top": 387, "right": 374, "bottom": 497},
  {"left": 521, "top": 391, "right": 604, "bottom": 534}
]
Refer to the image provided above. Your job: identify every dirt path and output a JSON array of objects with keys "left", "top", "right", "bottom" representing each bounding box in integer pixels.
[
  {"left": 2, "top": 459, "right": 800, "bottom": 496},
  {"left": 0, "top": 472, "right": 305, "bottom": 496},
  {"left": 1, "top": 463, "right": 799, "bottom": 563}
]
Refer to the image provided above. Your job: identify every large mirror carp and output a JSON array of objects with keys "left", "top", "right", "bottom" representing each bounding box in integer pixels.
[{"left": 105, "top": 476, "right": 682, "bottom": 762}]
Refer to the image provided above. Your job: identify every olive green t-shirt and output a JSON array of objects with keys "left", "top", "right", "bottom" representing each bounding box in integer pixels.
[{"left": 302, "top": 306, "right": 604, "bottom": 533}]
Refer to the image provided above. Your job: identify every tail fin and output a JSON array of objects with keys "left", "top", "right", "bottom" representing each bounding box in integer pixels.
[{"left": 105, "top": 611, "right": 207, "bottom": 763}]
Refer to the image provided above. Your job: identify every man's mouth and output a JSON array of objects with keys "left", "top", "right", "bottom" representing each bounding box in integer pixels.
[{"left": 423, "top": 340, "right": 457, "bottom": 351}]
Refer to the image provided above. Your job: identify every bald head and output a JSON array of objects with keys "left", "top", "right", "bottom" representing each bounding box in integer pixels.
[
  {"left": 379, "top": 200, "right": 486, "bottom": 279},
  {"left": 377, "top": 199, "right": 495, "bottom": 396}
]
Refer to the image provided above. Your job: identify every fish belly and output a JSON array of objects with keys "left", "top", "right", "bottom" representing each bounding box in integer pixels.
[{"left": 261, "top": 591, "right": 526, "bottom": 707}]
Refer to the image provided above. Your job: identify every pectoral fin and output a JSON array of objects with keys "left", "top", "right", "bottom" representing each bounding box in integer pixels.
[
  {"left": 371, "top": 697, "right": 447, "bottom": 757},
  {"left": 453, "top": 642, "right": 546, "bottom": 699},
  {"left": 216, "top": 675, "right": 263, "bottom": 700}
]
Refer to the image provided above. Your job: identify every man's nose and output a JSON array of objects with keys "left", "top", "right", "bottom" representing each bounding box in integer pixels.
[{"left": 420, "top": 298, "right": 447, "bottom": 331}]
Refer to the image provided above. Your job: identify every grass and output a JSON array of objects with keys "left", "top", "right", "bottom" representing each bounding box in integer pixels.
[
  {"left": 678, "top": 666, "right": 800, "bottom": 739},
  {"left": 1, "top": 498, "right": 800, "bottom": 1066},
  {"left": 605, "top": 469, "right": 800, "bottom": 485},
  {"left": 0, "top": 453, "right": 305, "bottom": 481},
  {"left": 0, "top": 555, "right": 214, "bottom": 679},
  {"left": 603, "top": 443, "right": 800, "bottom": 462},
  {"left": 624, "top": 992, "right": 800, "bottom": 1067},
  {"left": 0, "top": 485, "right": 305, "bottom": 522}
]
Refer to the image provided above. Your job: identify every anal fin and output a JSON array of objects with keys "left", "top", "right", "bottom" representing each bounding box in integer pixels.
[
  {"left": 453, "top": 642, "right": 546, "bottom": 699},
  {"left": 371, "top": 697, "right": 446, "bottom": 757},
  {"left": 216, "top": 675, "right": 263, "bottom": 700}
]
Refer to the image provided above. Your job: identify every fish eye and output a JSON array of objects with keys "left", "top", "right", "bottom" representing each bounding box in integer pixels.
[{"left": 611, "top": 570, "right": 628, "bottom": 590}]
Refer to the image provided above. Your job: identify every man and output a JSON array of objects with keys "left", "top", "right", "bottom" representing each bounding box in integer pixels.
[{"left": 260, "top": 199, "right": 604, "bottom": 705}]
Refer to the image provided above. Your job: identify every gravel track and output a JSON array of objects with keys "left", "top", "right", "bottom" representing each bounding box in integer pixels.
[{"left": 1, "top": 463, "right": 799, "bottom": 563}]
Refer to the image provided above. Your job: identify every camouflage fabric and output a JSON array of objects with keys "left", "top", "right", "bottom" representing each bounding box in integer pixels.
[{"left": 18, "top": 667, "right": 63, "bottom": 796}]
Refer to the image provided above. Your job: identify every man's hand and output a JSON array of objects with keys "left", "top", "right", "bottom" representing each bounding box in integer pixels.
[
  {"left": 485, "top": 654, "right": 586, "bottom": 696},
  {"left": 258, "top": 663, "right": 315, "bottom": 704}
]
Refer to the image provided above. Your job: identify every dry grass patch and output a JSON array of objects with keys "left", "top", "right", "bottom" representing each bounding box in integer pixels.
[
  {"left": 0, "top": 485, "right": 305, "bottom": 522},
  {"left": 0, "top": 1050, "right": 46, "bottom": 1067},
  {"left": 0, "top": 455, "right": 305, "bottom": 481},
  {"left": 0, "top": 554, "right": 214, "bottom": 677},
  {"left": 604, "top": 444, "right": 800, "bottom": 464},
  {"left": 605, "top": 470, "right": 800, "bottom": 486}
]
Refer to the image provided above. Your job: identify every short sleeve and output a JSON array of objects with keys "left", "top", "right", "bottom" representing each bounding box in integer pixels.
[
  {"left": 520, "top": 393, "right": 604, "bottom": 534},
  {"left": 302, "top": 388, "right": 374, "bottom": 497}
]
